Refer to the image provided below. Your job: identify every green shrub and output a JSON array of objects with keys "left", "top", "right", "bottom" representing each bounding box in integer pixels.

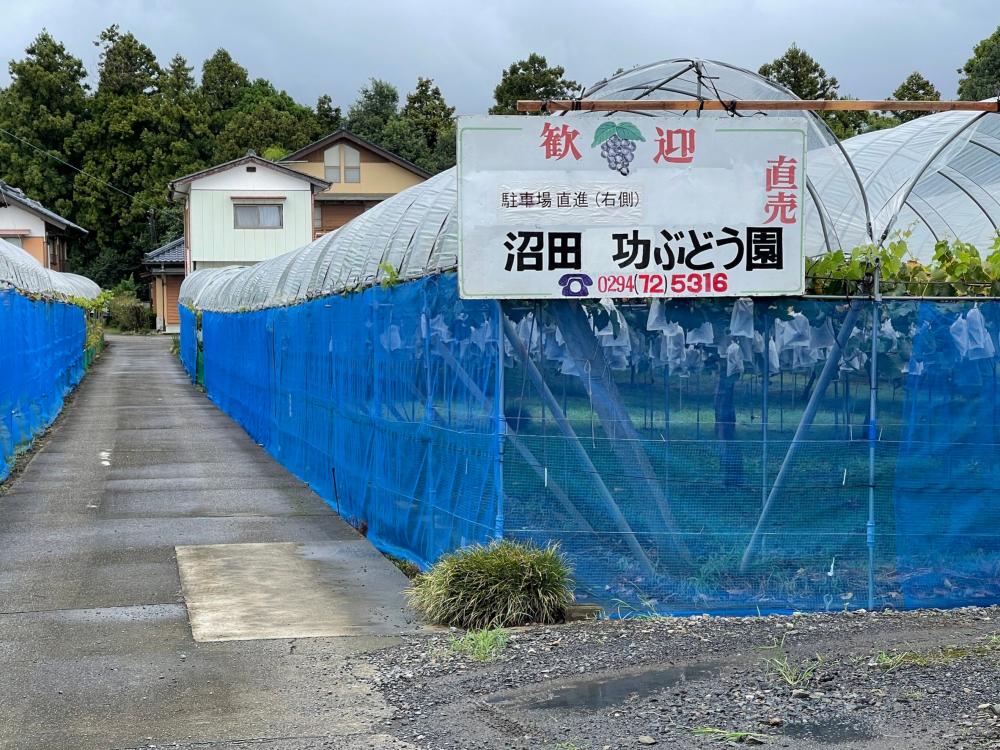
[
  {"left": 406, "top": 539, "right": 574, "bottom": 629},
  {"left": 108, "top": 293, "right": 153, "bottom": 332}
]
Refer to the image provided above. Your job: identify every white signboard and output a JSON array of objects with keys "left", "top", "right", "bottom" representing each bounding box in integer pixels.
[{"left": 457, "top": 115, "right": 807, "bottom": 299}]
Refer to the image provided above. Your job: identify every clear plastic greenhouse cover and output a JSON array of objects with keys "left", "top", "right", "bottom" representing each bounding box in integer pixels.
[
  {"left": 0, "top": 238, "right": 101, "bottom": 299},
  {"left": 181, "top": 59, "right": 1000, "bottom": 313}
]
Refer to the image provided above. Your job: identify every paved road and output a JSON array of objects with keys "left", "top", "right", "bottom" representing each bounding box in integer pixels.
[{"left": 0, "top": 335, "right": 414, "bottom": 750}]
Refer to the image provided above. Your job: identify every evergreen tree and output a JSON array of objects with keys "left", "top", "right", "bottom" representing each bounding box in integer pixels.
[
  {"left": 346, "top": 78, "right": 399, "bottom": 142},
  {"left": 889, "top": 71, "right": 940, "bottom": 123},
  {"left": 315, "top": 94, "right": 342, "bottom": 133},
  {"left": 68, "top": 29, "right": 206, "bottom": 284},
  {"left": 758, "top": 44, "right": 863, "bottom": 139},
  {"left": 400, "top": 77, "right": 454, "bottom": 153},
  {"left": 212, "top": 79, "right": 320, "bottom": 162},
  {"left": 380, "top": 115, "right": 431, "bottom": 169},
  {"left": 428, "top": 122, "right": 457, "bottom": 173},
  {"left": 0, "top": 31, "right": 88, "bottom": 219},
  {"left": 201, "top": 48, "right": 250, "bottom": 114},
  {"left": 490, "top": 53, "right": 578, "bottom": 115},
  {"left": 958, "top": 25, "right": 1000, "bottom": 101}
]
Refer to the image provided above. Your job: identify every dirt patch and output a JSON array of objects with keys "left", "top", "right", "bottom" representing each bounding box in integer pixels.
[{"left": 363, "top": 606, "right": 1000, "bottom": 749}]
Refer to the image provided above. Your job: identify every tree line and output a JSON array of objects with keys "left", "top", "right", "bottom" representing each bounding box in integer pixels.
[{"left": 0, "top": 25, "right": 997, "bottom": 287}]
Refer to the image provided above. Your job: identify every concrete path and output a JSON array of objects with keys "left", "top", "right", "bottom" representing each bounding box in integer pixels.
[{"left": 0, "top": 335, "right": 416, "bottom": 750}]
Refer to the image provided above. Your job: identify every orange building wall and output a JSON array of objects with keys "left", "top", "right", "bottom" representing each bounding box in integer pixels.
[
  {"left": 21, "top": 236, "right": 46, "bottom": 266},
  {"left": 165, "top": 276, "right": 181, "bottom": 326}
]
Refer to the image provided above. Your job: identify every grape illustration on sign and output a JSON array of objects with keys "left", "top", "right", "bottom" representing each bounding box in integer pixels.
[
  {"left": 592, "top": 122, "right": 645, "bottom": 175},
  {"left": 457, "top": 114, "right": 807, "bottom": 300}
]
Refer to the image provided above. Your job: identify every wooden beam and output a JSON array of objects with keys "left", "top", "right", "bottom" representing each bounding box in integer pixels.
[{"left": 516, "top": 99, "right": 1000, "bottom": 113}]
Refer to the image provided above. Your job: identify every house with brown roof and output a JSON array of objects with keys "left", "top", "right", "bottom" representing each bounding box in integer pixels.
[
  {"left": 280, "top": 129, "right": 431, "bottom": 237},
  {"left": 0, "top": 181, "right": 86, "bottom": 272},
  {"left": 142, "top": 237, "right": 185, "bottom": 332}
]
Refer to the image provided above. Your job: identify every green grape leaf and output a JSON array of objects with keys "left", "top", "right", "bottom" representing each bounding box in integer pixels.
[
  {"left": 591, "top": 122, "right": 618, "bottom": 147},
  {"left": 615, "top": 122, "right": 646, "bottom": 142}
]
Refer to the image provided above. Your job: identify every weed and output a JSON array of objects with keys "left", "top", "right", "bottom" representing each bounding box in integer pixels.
[
  {"left": 378, "top": 261, "right": 401, "bottom": 288},
  {"left": 406, "top": 539, "right": 574, "bottom": 629},
  {"left": 871, "top": 644, "right": 983, "bottom": 671},
  {"left": 872, "top": 650, "right": 909, "bottom": 671},
  {"left": 385, "top": 554, "right": 421, "bottom": 579},
  {"left": 692, "top": 726, "right": 767, "bottom": 744},
  {"left": 761, "top": 634, "right": 821, "bottom": 686},
  {"left": 449, "top": 628, "right": 508, "bottom": 662},
  {"left": 551, "top": 743, "right": 584, "bottom": 750},
  {"left": 603, "top": 597, "right": 669, "bottom": 620}
]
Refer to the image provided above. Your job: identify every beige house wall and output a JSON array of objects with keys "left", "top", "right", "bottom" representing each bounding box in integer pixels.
[{"left": 287, "top": 145, "right": 424, "bottom": 197}]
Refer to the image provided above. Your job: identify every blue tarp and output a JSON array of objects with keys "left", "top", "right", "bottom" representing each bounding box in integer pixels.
[
  {"left": 182, "top": 275, "right": 1000, "bottom": 614},
  {"left": 0, "top": 288, "right": 87, "bottom": 481}
]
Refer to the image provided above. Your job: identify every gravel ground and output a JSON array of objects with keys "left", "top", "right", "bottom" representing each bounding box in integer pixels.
[{"left": 363, "top": 606, "right": 1000, "bottom": 749}]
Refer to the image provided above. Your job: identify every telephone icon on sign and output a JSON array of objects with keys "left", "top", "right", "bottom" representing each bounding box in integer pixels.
[{"left": 559, "top": 273, "right": 593, "bottom": 298}]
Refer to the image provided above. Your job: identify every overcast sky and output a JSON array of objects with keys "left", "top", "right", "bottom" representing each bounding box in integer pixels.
[{"left": 3, "top": 0, "right": 997, "bottom": 113}]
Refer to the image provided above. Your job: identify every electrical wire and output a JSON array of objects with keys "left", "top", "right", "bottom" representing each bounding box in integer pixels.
[{"left": 0, "top": 124, "right": 181, "bottom": 217}]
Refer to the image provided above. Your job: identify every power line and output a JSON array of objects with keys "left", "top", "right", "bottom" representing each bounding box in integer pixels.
[{"left": 0, "top": 125, "right": 180, "bottom": 216}]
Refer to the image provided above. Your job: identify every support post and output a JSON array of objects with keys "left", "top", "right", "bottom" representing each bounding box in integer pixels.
[
  {"left": 501, "top": 314, "right": 659, "bottom": 578},
  {"left": 867, "top": 263, "right": 881, "bottom": 610},
  {"left": 739, "top": 299, "right": 863, "bottom": 572},
  {"left": 762, "top": 314, "right": 770, "bottom": 509}
]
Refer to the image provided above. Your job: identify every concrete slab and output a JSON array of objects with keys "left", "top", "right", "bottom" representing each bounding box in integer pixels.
[{"left": 177, "top": 541, "right": 417, "bottom": 641}]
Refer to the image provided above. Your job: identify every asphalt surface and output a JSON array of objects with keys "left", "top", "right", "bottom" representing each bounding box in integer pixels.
[{"left": 0, "top": 335, "right": 417, "bottom": 750}]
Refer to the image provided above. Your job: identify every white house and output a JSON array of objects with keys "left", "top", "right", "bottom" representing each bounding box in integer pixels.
[
  {"left": 0, "top": 180, "right": 86, "bottom": 272},
  {"left": 168, "top": 153, "right": 330, "bottom": 273}
]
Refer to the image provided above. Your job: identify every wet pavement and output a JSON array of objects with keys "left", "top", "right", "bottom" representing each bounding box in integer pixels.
[{"left": 0, "top": 335, "right": 416, "bottom": 750}]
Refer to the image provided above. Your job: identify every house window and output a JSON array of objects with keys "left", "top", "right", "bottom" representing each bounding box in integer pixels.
[
  {"left": 344, "top": 144, "right": 361, "bottom": 183},
  {"left": 3, "top": 236, "right": 22, "bottom": 248},
  {"left": 324, "top": 146, "right": 340, "bottom": 183},
  {"left": 234, "top": 203, "right": 283, "bottom": 229},
  {"left": 313, "top": 205, "right": 322, "bottom": 229}
]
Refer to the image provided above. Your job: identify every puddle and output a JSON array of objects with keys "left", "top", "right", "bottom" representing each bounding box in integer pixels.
[
  {"left": 493, "top": 663, "right": 719, "bottom": 710},
  {"left": 782, "top": 718, "right": 875, "bottom": 745}
]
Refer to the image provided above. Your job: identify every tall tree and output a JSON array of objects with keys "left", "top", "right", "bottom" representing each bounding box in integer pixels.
[
  {"left": 890, "top": 71, "right": 940, "bottom": 123},
  {"left": 758, "top": 44, "right": 864, "bottom": 139},
  {"left": 0, "top": 31, "right": 88, "bottom": 219},
  {"left": 758, "top": 44, "right": 838, "bottom": 100},
  {"left": 490, "top": 53, "right": 578, "bottom": 115},
  {"left": 315, "top": 94, "right": 342, "bottom": 133},
  {"left": 400, "top": 77, "right": 454, "bottom": 153},
  {"left": 379, "top": 115, "right": 431, "bottom": 169},
  {"left": 68, "top": 29, "right": 206, "bottom": 284},
  {"left": 201, "top": 48, "right": 250, "bottom": 114},
  {"left": 346, "top": 78, "right": 399, "bottom": 142},
  {"left": 212, "top": 78, "right": 321, "bottom": 162},
  {"left": 958, "top": 25, "right": 1000, "bottom": 101},
  {"left": 93, "top": 25, "right": 160, "bottom": 97}
]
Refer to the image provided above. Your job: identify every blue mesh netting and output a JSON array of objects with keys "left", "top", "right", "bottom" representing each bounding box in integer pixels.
[
  {"left": 181, "top": 274, "right": 1000, "bottom": 615},
  {"left": 0, "top": 288, "right": 87, "bottom": 480},
  {"left": 179, "top": 304, "right": 197, "bottom": 381},
  {"left": 197, "top": 275, "right": 502, "bottom": 567}
]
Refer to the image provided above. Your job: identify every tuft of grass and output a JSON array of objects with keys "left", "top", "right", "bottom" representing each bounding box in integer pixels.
[
  {"left": 449, "top": 628, "right": 508, "bottom": 662},
  {"left": 692, "top": 727, "right": 767, "bottom": 744},
  {"left": 871, "top": 644, "right": 984, "bottom": 671},
  {"left": 762, "top": 634, "right": 821, "bottom": 686},
  {"left": 385, "top": 553, "right": 421, "bottom": 579},
  {"left": 406, "top": 539, "right": 574, "bottom": 629}
]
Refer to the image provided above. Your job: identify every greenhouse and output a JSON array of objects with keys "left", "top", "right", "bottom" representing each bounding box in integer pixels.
[
  {"left": 1, "top": 238, "right": 101, "bottom": 480},
  {"left": 180, "top": 59, "right": 1000, "bottom": 614}
]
